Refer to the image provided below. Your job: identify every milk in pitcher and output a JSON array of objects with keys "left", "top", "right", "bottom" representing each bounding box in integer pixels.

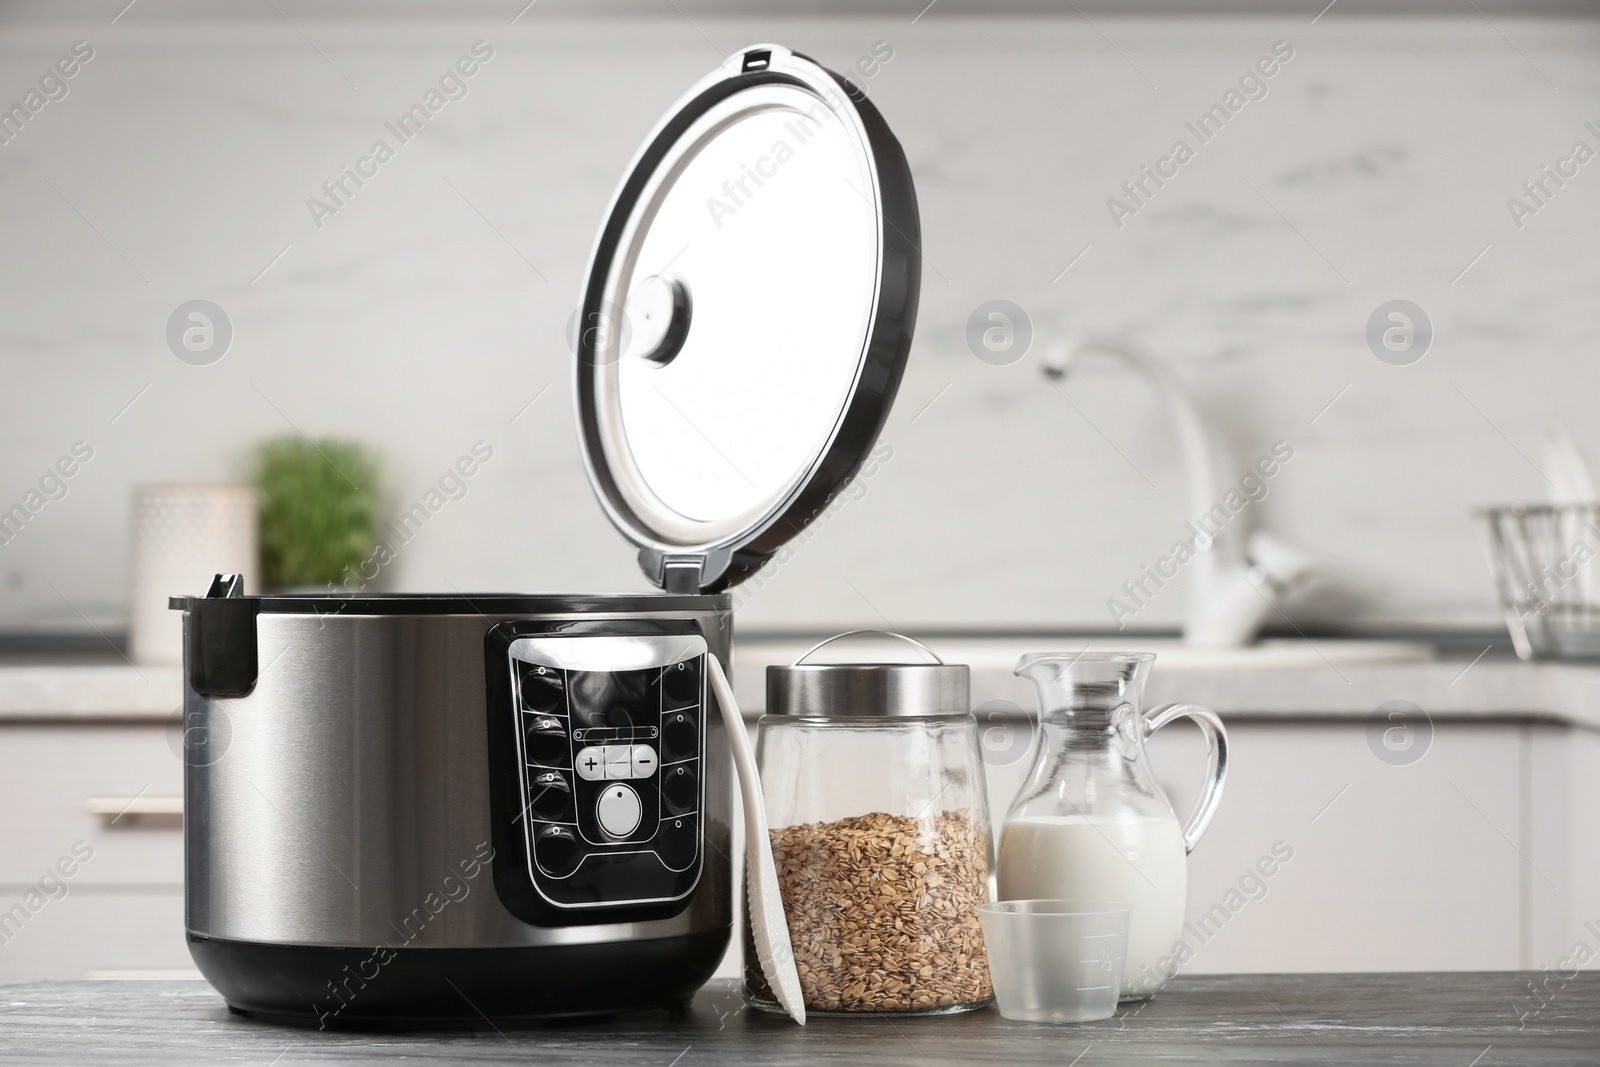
[{"left": 998, "top": 812, "right": 1187, "bottom": 998}]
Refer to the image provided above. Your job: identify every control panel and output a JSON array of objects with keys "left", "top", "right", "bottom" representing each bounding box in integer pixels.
[{"left": 503, "top": 633, "right": 706, "bottom": 912}]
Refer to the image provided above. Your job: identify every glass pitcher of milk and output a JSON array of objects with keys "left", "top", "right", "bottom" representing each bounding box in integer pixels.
[{"left": 997, "top": 652, "right": 1227, "bottom": 1000}]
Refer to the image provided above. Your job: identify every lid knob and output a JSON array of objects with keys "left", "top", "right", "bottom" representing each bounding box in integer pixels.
[{"left": 627, "top": 275, "right": 693, "bottom": 366}]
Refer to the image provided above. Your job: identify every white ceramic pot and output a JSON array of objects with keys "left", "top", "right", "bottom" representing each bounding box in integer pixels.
[{"left": 129, "top": 484, "right": 257, "bottom": 665}]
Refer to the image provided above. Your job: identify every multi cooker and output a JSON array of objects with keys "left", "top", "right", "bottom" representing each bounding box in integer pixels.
[{"left": 170, "top": 43, "right": 920, "bottom": 1026}]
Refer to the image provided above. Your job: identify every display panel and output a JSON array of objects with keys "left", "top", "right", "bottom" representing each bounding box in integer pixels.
[{"left": 496, "top": 631, "right": 707, "bottom": 913}]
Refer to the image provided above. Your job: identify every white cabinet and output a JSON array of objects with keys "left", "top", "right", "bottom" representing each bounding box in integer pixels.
[
  {"left": 1527, "top": 724, "right": 1600, "bottom": 971},
  {"left": 1152, "top": 721, "right": 1523, "bottom": 973},
  {"left": 0, "top": 723, "right": 191, "bottom": 980},
  {"left": 5, "top": 671, "right": 1598, "bottom": 984},
  {"left": 0, "top": 890, "right": 186, "bottom": 980},
  {"left": 720, "top": 715, "right": 1600, "bottom": 980},
  {"left": 984, "top": 718, "right": 1598, "bottom": 974}
]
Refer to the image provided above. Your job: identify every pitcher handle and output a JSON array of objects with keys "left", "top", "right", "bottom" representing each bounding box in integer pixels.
[{"left": 1144, "top": 703, "right": 1229, "bottom": 854}]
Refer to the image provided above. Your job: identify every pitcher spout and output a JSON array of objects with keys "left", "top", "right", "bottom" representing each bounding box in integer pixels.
[{"left": 1014, "top": 651, "right": 1153, "bottom": 725}]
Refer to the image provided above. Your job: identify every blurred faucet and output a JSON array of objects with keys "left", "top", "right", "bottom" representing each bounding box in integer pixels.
[{"left": 1041, "top": 338, "right": 1323, "bottom": 647}]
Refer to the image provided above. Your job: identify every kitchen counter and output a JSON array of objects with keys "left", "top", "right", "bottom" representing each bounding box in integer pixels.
[
  {"left": 0, "top": 974, "right": 1593, "bottom": 1064},
  {"left": 7, "top": 639, "right": 1600, "bottom": 730},
  {"left": 732, "top": 636, "right": 1600, "bottom": 730},
  {"left": 0, "top": 663, "right": 181, "bottom": 721}
]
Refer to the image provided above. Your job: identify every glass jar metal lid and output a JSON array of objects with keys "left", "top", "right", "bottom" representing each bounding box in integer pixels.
[{"left": 765, "top": 630, "right": 969, "bottom": 719}]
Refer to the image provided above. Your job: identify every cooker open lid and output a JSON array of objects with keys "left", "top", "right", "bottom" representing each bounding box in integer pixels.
[{"left": 574, "top": 44, "right": 920, "bottom": 595}]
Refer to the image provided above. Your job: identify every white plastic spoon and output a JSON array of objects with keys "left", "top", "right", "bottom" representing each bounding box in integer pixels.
[{"left": 706, "top": 654, "right": 806, "bottom": 1025}]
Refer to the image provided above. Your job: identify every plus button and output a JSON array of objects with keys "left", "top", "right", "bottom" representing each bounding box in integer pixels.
[{"left": 575, "top": 746, "right": 607, "bottom": 781}]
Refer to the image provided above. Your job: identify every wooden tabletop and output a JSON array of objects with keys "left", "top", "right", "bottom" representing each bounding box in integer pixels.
[{"left": 0, "top": 973, "right": 1593, "bottom": 1064}]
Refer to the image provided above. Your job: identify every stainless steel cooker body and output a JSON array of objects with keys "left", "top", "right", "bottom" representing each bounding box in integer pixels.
[{"left": 175, "top": 591, "right": 733, "bottom": 1025}]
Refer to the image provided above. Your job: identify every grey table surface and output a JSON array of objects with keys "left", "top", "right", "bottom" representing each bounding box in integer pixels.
[{"left": 0, "top": 974, "right": 1592, "bottom": 1065}]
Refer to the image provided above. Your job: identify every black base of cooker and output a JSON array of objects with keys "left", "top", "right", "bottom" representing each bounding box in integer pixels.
[{"left": 188, "top": 929, "right": 729, "bottom": 1030}]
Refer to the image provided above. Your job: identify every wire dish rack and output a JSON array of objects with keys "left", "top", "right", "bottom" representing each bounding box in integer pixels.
[{"left": 1478, "top": 504, "right": 1600, "bottom": 660}]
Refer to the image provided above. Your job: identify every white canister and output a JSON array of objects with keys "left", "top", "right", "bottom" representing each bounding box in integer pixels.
[{"left": 130, "top": 484, "right": 258, "bottom": 665}]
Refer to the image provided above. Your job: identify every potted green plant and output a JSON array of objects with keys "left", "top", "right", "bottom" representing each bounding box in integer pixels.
[{"left": 253, "top": 436, "right": 380, "bottom": 592}]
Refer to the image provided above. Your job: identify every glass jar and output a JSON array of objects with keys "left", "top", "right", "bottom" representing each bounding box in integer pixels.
[{"left": 745, "top": 631, "right": 995, "bottom": 1016}]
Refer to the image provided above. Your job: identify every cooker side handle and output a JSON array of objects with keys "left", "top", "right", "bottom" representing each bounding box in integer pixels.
[{"left": 176, "top": 573, "right": 260, "bottom": 698}]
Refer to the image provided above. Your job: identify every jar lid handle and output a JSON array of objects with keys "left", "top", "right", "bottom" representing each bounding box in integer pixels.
[{"left": 793, "top": 629, "right": 944, "bottom": 666}]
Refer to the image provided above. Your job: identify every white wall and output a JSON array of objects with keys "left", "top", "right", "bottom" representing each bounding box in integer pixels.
[{"left": 1, "top": 11, "right": 1597, "bottom": 634}]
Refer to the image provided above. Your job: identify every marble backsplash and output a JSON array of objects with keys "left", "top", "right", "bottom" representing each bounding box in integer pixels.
[{"left": 0, "top": 11, "right": 1596, "bottom": 634}]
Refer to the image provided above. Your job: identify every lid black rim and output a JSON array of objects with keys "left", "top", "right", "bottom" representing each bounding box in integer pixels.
[
  {"left": 574, "top": 45, "right": 920, "bottom": 594},
  {"left": 167, "top": 592, "right": 732, "bottom": 615}
]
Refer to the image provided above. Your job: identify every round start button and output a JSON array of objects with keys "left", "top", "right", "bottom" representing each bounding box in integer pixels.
[{"left": 596, "top": 783, "right": 642, "bottom": 838}]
